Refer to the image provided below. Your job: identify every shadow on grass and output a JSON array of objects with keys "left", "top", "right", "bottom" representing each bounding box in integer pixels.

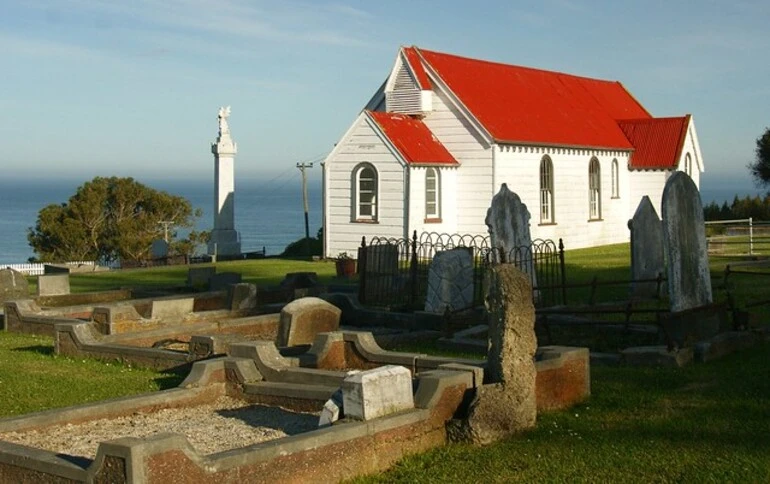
[
  {"left": 154, "top": 372, "right": 186, "bottom": 390},
  {"left": 11, "top": 345, "right": 54, "bottom": 356}
]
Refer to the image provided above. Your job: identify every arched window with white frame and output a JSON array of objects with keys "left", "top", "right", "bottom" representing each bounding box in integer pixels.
[
  {"left": 352, "top": 163, "right": 378, "bottom": 221},
  {"left": 611, "top": 158, "right": 619, "bottom": 198},
  {"left": 539, "top": 156, "right": 554, "bottom": 223},
  {"left": 425, "top": 167, "right": 440, "bottom": 220},
  {"left": 588, "top": 157, "right": 601, "bottom": 220},
  {"left": 684, "top": 153, "right": 693, "bottom": 177}
]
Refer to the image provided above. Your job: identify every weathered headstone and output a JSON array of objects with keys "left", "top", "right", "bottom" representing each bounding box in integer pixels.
[
  {"left": 629, "top": 196, "right": 664, "bottom": 298},
  {"left": 451, "top": 264, "right": 537, "bottom": 444},
  {"left": 228, "top": 283, "right": 257, "bottom": 311},
  {"left": 276, "top": 297, "right": 341, "bottom": 347},
  {"left": 484, "top": 184, "right": 537, "bottom": 295},
  {"left": 36, "top": 274, "right": 70, "bottom": 296},
  {"left": 0, "top": 269, "right": 29, "bottom": 304},
  {"left": 661, "top": 172, "right": 712, "bottom": 312},
  {"left": 362, "top": 244, "right": 400, "bottom": 303},
  {"left": 341, "top": 365, "right": 414, "bottom": 421},
  {"left": 150, "top": 298, "right": 194, "bottom": 320},
  {"left": 484, "top": 184, "right": 533, "bottom": 264},
  {"left": 424, "top": 248, "right": 475, "bottom": 313}
]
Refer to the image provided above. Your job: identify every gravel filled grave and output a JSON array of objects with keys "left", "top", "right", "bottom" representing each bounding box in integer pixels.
[{"left": 0, "top": 396, "right": 320, "bottom": 458}]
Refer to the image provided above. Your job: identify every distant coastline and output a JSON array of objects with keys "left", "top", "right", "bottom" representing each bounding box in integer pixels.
[{"left": 0, "top": 175, "right": 765, "bottom": 265}]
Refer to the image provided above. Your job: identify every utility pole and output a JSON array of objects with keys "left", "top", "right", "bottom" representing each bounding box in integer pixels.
[
  {"left": 158, "top": 220, "right": 174, "bottom": 243},
  {"left": 296, "top": 162, "right": 313, "bottom": 254}
]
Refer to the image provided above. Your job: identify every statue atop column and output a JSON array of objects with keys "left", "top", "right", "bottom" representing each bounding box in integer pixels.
[{"left": 217, "top": 106, "right": 231, "bottom": 138}]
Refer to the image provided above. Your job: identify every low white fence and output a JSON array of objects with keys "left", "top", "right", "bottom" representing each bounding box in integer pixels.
[
  {"left": 0, "top": 261, "right": 96, "bottom": 276},
  {"left": 705, "top": 218, "right": 770, "bottom": 256}
]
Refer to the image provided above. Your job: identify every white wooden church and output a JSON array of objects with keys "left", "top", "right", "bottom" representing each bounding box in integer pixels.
[{"left": 322, "top": 46, "right": 704, "bottom": 257}]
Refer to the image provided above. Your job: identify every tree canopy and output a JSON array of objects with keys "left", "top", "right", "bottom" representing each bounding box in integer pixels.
[
  {"left": 748, "top": 127, "right": 770, "bottom": 186},
  {"left": 28, "top": 177, "right": 204, "bottom": 263}
]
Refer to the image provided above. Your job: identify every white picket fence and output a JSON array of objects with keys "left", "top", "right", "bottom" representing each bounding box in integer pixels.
[{"left": 0, "top": 261, "right": 96, "bottom": 276}]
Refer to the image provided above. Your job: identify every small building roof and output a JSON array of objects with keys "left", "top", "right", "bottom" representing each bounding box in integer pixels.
[
  {"left": 367, "top": 111, "right": 458, "bottom": 166},
  {"left": 618, "top": 116, "right": 691, "bottom": 170}
]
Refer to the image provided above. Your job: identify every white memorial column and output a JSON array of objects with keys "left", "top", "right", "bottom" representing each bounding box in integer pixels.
[{"left": 208, "top": 106, "right": 242, "bottom": 257}]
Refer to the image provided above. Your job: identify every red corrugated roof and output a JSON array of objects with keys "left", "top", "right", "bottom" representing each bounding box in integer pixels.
[
  {"left": 414, "top": 47, "right": 652, "bottom": 149},
  {"left": 618, "top": 116, "right": 690, "bottom": 169},
  {"left": 402, "top": 47, "right": 432, "bottom": 90},
  {"left": 367, "top": 111, "right": 458, "bottom": 165}
]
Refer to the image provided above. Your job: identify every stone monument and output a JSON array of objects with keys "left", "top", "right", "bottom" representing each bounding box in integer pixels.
[
  {"left": 661, "top": 172, "right": 712, "bottom": 312},
  {"left": 450, "top": 264, "right": 537, "bottom": 444},
  {"left": 424, "top": 248, "right": 475, "bottom": 313},
  {"left": 208, "top": 106, "right": 242, "bottom": 257},
  {"left": 629, "top": 196, "right": 665, "bottom": 298}
]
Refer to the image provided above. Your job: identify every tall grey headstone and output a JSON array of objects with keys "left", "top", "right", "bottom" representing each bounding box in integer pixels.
[
  {"left": 661, "top": 172, "right": 712, "bottom": 312},
  {"left": 629, "top": 196, "right": 664, "bottom": 298},
  {"left": 484, "top": 184, "right": 537, "bottom": 290},
  {"left": 485, "top": 184, "right": 533, "bottom": 263},
  {"left": 424, "top": 248, "right": 475, "bottom": 313}
]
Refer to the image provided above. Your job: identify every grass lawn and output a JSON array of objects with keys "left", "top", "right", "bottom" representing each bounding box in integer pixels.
[
  {"left": 355, "top": 342, "right": 770, "bottom": 483},
  {"left": 0, "top": 333, "right": 183, "bottom": 417},
  {"left": 3, "top": 249, "right": 770, "bottom": 481}
]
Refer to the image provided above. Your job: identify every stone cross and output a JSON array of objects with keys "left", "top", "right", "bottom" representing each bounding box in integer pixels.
[
  {"left": 661, "top": 172, "right": 712, "bottom": 312},
  {"left": 629, "top": 196, "right": 664, "bottom": 298}
]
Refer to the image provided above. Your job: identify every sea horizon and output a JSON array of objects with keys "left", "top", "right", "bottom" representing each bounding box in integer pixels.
[{"left": 0, "top": 174, "right": 766, "bottom": 266}]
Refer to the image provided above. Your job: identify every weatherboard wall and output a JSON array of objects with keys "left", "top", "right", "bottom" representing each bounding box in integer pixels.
[
  {"left": 495, "top": 147, "right": 633, "bottom": 249},
  {"left": 324, "top": 116, "right": 406, "bottom": 258},
  {"left": 407, "top": 166, "right": 459, "bottom": 235},
  {"left": 422, "top": 89, "right": 493, "bottom": 236}
]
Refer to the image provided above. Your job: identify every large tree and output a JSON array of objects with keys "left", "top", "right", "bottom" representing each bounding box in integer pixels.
[
  {"left": 749, "top": 127, "right": 770, "bottom": 186},
  {"left": 28, "top": 177, "right": 203, "bottom": 263}
]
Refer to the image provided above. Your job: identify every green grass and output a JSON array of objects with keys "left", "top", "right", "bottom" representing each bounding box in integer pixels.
[
  {"left": 5, "top": 249, "right": 770, "bottom": 481},
  {"left": 27, "top": 258, "right": 344, "bottom": 294},
  {"left": 353, "top": 342, "right": 770, "bottom": 483},
  {"left": 0, "top": 333, "right": 183, "bottom": 417}
]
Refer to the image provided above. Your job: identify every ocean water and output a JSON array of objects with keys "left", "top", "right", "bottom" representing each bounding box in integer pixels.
[
  {"left": 0, "top": 177, "right": 321, "bottom": 265},
  {"left": 0, "top": 176, "right": 762, "bottom": 265}
]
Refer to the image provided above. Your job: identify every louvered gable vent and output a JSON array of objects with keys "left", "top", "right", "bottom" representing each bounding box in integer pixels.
[{"left": 386, "top": 62, "right": 423, "bottom": 114}]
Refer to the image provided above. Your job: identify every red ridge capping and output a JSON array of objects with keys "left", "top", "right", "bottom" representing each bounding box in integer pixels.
[
  {"left": 367, "top": 111, "right": 458, "bottom": 165},
  {"left": 618, "top": 115, "right": 691, "bottom": 170}
]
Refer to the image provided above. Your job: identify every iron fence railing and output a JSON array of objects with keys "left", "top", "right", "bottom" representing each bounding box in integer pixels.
[{"left": 357, "top": 231, "right": 564, "bottom": 311}]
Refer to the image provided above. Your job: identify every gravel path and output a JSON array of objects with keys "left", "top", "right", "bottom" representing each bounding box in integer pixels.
[{"left": 0, "top": 396, "right": 320, "bottom": 458}]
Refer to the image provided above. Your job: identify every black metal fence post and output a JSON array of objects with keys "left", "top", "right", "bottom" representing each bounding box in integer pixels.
[
  {"left": 409, "top": 230, "right": 418, "bottom": 307},
  {"left": 559, "top": 238, "right": 567, "bottom": 305},
  {"left": 357, "top": 236, "right": 367, "bottom": 304}
]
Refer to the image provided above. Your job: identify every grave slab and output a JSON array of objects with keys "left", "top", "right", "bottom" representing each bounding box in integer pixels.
[{"left": 342, "top": 365, "right": 414, "bottom": 420}]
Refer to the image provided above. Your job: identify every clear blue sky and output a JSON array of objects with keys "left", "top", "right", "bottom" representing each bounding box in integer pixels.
[{"left": 2, "top": 0, "right": 768, "bottom": 194}]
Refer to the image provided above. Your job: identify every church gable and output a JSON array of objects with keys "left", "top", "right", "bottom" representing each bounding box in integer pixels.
[{"left": 385, "top": 47, "right": 432, "bottom": 114}]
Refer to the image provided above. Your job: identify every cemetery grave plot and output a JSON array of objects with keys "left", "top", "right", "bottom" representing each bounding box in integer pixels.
[{"left": 0, "top": 396, "right": 319, "bottom": 459}]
